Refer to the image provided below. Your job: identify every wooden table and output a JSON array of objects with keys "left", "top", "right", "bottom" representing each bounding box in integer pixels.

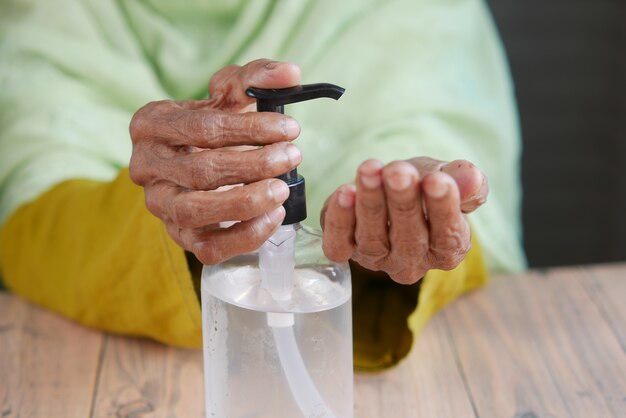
[{"left": 1, "top": 263, "right": 625, "bottom": 417}]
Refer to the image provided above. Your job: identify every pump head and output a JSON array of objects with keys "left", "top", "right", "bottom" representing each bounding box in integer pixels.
[{"left": 246, "top": 83, "right": 345, "bottom": 225}]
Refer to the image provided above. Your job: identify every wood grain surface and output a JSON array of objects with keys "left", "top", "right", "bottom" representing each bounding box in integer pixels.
[
  {"left": 0, "top": 294, "right": 103, "bottom": 418},
  {"left": 354, "top": 313, "right": 476, "bottom": 418},
  {"left": 443, "top": 267, "right": 626, "bottom": 418},
  {"left": 1, "top": 264, "right": 625, "bottom": 418},
  {"left": 91, "top": 335, "right": 204, "bottom": 418}
]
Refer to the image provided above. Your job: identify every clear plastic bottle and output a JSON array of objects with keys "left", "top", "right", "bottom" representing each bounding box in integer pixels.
[{"left": 201, "top": 224, "right": 353, "bottom": 418}]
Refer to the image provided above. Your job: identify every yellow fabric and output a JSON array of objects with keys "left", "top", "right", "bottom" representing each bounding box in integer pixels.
[
  {"left": 0, "top": 169, "right": 487, "bottom": 365},
  {"left": 353, "top": 234, "right": 487, "bottom": 372},
  {"left": 0, "top": 168, "right": 202, "bottom": 348}
]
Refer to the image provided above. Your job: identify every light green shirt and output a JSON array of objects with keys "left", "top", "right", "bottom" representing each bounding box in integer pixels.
[{"left": 0, "top": 0, "right": 525, "bottom": 272}]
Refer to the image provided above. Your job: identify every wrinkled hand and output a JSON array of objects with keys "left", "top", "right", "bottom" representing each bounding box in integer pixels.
[
  {"left": 129, "top": 59, "right": 303, "bottom": 264},
  {"left": 321, "top": 158, "right": 488, "bottom": 284}
]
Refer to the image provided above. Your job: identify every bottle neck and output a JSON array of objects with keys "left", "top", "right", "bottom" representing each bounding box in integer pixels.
[{"left": 281, "top": 174, "right": 306, "bottom": 225}]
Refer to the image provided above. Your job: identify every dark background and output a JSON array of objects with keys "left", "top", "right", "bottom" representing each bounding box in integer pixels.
[{"left": 486, "top": 0, "right": 626, "bottom": 267}]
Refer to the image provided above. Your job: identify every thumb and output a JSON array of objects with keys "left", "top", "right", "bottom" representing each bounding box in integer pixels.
[{"left": 208, "top": 59, "right": 302, "bottom": 111}]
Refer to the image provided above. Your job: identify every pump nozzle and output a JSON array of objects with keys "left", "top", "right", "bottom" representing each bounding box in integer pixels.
[
  {"left": 246, "top": 83, "right": 345, "bottom": 114},
  {"left": 246, "top": 83, "right": 345, "bottom": 225}
]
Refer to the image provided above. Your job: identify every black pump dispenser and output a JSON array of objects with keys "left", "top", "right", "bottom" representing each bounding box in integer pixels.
[{"left": 246, "top": 83, "right": 345, "bottom": 225}]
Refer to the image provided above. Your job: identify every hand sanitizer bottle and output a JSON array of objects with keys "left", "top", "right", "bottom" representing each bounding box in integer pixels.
[{"left": 201, "top": 84, "right": 353, "bottom": 418}]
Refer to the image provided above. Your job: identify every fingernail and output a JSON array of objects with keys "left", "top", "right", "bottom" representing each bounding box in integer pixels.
[
  {"left": 358, "top": 159, "right": 384, "bottom": 188},
  {"left": 386, "top": 172, "right": 412, "bottom": 191},
  {"left": 268, "top": 206, "right": 286, "bottom": 223},
  {"left": 270, "top": 180, "right": 289, "bottom": 202},
  {"left": 284, "top": 118, "right": 300, "bottom": 138},
  {"left": 424, "top": 175, "right": 449, "bottom": 198},
  {"left": 361, "top": 174, "right": 381, "bottom": 189},
  {"left": 265, "top": 60, "right": 279, "bottom": 70},
  {"left": 337, "top": 191, "right": 355, "bottom": 208},
  {"left": 286, "top": 145, "right": 301, "bottom": 164}
]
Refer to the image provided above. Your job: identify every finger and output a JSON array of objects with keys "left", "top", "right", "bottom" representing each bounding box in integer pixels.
[
  {"left": 157, "top": 142, "right": 302, "bottom": 190},
  {"left": 137, "top": 105, "right": 300, "bottom": 149},
  {"left": 422, "top": 172, "right": 471, "bottom": 271},
  {"left": 148, "top": 179, "right": 290, "bottom": 229},
  {"left": 240, "top": 59, "right": 302, "bottom": 89},
  {"left": 322, "top": 184, "right": 357, "bottom": 262},
  {"left": 441, "top": 160, "right": 489, "bottom": 213},
  {"left": 208, "top": 60, "right": 302, "bottom": 111},
  {"left": 382, "top": 161, "right": 429, "bottom": 278},
  {"left": 406, "top": 157, "right": 489, "bottom": 213},
  {"left": 354, "top": 159, "right": 389, "bottom": 266},
  {"left": 192, "top": 206, "right": 286, "bottom": 265},
  {"left": 179, "top": 110, "right": 299, "bottom": 148}
]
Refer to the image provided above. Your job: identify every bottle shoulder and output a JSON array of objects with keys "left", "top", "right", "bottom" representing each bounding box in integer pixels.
[{"left": 201, "top": 224, "right": 351, "bottom": 313}]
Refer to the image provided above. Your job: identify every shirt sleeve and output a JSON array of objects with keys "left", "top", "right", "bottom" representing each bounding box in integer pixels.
[
  {"left": 0, "top": 0, "right": 166, "bottom": 225},
  {"left": 0, "top": 169, "right": 202, "bottom": 347}
]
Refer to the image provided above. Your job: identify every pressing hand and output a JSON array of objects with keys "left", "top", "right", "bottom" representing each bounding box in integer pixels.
[{"left": 129, "top": 59, "right": 302, "bottom": 264}]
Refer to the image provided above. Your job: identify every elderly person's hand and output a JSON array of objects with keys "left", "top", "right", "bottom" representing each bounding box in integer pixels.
[
  {"left": 129, "top": 59, "right": 302, "bottom": 264},
  {"left": 321, "top": 158, "right": 488, "bottom": 284}
]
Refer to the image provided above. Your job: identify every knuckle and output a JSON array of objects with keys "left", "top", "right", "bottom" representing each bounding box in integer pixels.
[
  {"left": 428, "top": 222, "right": 471, "bottom": 270},
  {"left": 233, "top": 221, "right": 273, "bottom": 255},
  {"left": 355, "top": 237, "right": 389, "bottom": 264},
  {"left": 428, "top": 242, "right": 469, "bottom": 271},
  {"left": 229, "top": 188, "right": 268, "bottom": 221},
  {"left": 434, "top": 253, "right": 464, "bottom": 271},
  {"left": 393, "top": 237, "right": 428, "bottom": 261},
  {"left": 258, "top": 147, "right": 285, "bottom": 176},
  {"left": 128, "top": 147, "right": 158, "bottom": 186},
  {"left": 447, "top": 222, "right": 470, "bottom": 248},
  {"left": 351, "top": 253, "right": 383, "bottom": 272},
  {"left": 241, "top": 186, "right": 266, "bottom": 209},
  {"left": 248, "top": 113, "right": 267, "bottom": 139},
  {"left": 257, "top": 150, "right": 274, "bottom": 173},
  {"left": 202, "top": 112, "right": 227, "bottom": 144},
  {"left": 170, "top": 198, "right": 194, "bottom": 227},
  {"left": 130, "top": 103, "right": 156, "bottom": 139},
  {"left": 322, "top": 240, "right": 341, "bottom": 261},
  {"left": 187, "top": 154, "right": 214, "bottom": 189},
  {"left": 389, "top": 199, "right": 419, "bottom": 216},
  {"left": 144, "top": 192, "right": 162, "bottom": 218},
  {"left": 164, "top": 224, "right": 186, "bottom": 249},
  {"left": 196, "top": 246, "right": 223, "bottom": 265},
  {"left": 194, "top": 235, "right": 232, "bottom": 265},
  {"left": 249, "top": 215, "right": 274, "bottom": 241},
  {"left": 151, "top": 99, "right": 176, "bottom": 111},
  {"left": 128, "top": 154, "right": 146, "bottom": 185},
  {"left": 324, "top": 216, "right": 352, "bottom": 236},
  {"left": 128, "top": 114, "right": 146, "bottom": 142},
  {"left": 130, "top": 100, "right": 176, "bottom": 140},
  {"left": 390, "top": 268, "right": 425, "bottom": 285},
  {"left": 360, "top": 198, "right": 386, "bottom": 216},
  {"left": 209, "top": 65, "right": 240, "bottom": 90},
  {"left": 322, "top": 234, "right": 354, "bottom": 262}
]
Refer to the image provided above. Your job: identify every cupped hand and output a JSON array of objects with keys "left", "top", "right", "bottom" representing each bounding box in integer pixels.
[
  {"left": 321, "top": 157, "right": 489, "bottom": 284},
  {"left": 129, "top": 59, "right": 302, "bottom": 264}
]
